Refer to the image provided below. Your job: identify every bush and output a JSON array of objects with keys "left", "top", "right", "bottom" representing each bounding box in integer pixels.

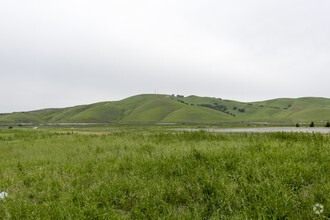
[
  {"left": 309, "top": 121, "right": 314, "bottom": 127},
  {"left": 326, "top": 121, "right": 330, "bottom": 127},
  {"left": 295, "top": 123, "right": 300, "bottom": 127}
]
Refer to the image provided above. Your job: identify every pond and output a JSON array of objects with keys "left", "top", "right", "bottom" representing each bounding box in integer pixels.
[{"left": 173, "top": 127, "right": 330, "bottom": 133}]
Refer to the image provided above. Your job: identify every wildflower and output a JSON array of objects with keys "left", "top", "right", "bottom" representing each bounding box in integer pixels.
[
  {"left": 313, "top": 203, "right": 324, "bottom": 215},
  {"left": 0, "top": 192, "right": 8, "bottom": 200}
]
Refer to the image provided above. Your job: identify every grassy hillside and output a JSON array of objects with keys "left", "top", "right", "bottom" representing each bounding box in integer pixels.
[
  {"left": 0, "top": 112, "right": 42, "bottom": 124},
  {"left": 173, "top": 96, "right": 330, "bottom": 122},
  {"left": 1, "top": 94, "right": 329, "bottom": 125}
]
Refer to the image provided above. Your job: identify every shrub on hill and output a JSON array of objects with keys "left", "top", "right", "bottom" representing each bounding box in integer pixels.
[
  {"left": 198, "top": 104, "right": 235, "bottom": 116},
  {"left": 326, "top": 121, "right": 330, "bottom": 127},
  {"left": 309, "top": 121, "right": 315, "bottom": 127}
]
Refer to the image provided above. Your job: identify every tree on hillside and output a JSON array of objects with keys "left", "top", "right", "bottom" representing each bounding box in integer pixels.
[
  {"left": 326, "top": 121, "right": 330, "bottom": 127},
  {"left": 309, "top": 121, "right": 314, "bottom": 127},
  {"left": 295, "top": 123, "right": 300, "bottom": 127}
]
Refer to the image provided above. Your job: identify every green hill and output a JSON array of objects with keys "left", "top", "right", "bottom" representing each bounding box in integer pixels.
[{"left": 1, "top": 94, "right": 329, "bottom": 125}]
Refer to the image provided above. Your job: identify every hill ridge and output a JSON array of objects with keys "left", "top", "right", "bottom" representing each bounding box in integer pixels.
[{"left": 1, "top": 94, "right": 329, "bottom": 124}]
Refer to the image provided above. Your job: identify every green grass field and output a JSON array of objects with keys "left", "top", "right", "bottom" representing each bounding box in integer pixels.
[{"left": 0, "top": 128, "right": 329, "bottom": 219}]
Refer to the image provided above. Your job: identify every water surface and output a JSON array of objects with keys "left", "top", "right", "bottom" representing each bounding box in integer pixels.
[{"left": 173, "top": 127, "right": 330, "bottom": 133}]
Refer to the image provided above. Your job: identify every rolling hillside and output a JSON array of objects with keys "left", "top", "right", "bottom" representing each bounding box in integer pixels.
[{"left": 0, "top": 94, "right": 329, "bottom": 125}]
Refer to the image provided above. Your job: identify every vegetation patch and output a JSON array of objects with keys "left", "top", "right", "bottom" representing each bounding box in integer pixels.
[{"left": 0, "top": 129, "right": 329, "bottom": 218}]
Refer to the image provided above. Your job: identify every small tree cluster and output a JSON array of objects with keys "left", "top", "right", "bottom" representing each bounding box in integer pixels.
[
  {"left": 198, "top": 104, "right": 236, "bottom": 116},
  {"left": 326, "top": 121, "right": 330, "bottom": 127}
]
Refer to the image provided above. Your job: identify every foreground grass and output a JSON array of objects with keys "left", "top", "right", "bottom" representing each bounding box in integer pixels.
[{"left": 0, "top": 129, "right": 329, "bottom": 219}]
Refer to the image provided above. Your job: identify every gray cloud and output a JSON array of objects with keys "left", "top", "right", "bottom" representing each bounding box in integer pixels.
[{"left": 1, "top": 0, "right": 329, "bottom": 113}]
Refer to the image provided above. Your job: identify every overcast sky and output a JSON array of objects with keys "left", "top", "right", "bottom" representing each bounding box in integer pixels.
[{"left": 1, "top": 0, "right": 329, "bottom": 113}]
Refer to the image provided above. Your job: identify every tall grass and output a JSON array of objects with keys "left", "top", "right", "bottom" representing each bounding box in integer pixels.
[{"left": 0, "top": 129, "right": 329, "bottom": 219}]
